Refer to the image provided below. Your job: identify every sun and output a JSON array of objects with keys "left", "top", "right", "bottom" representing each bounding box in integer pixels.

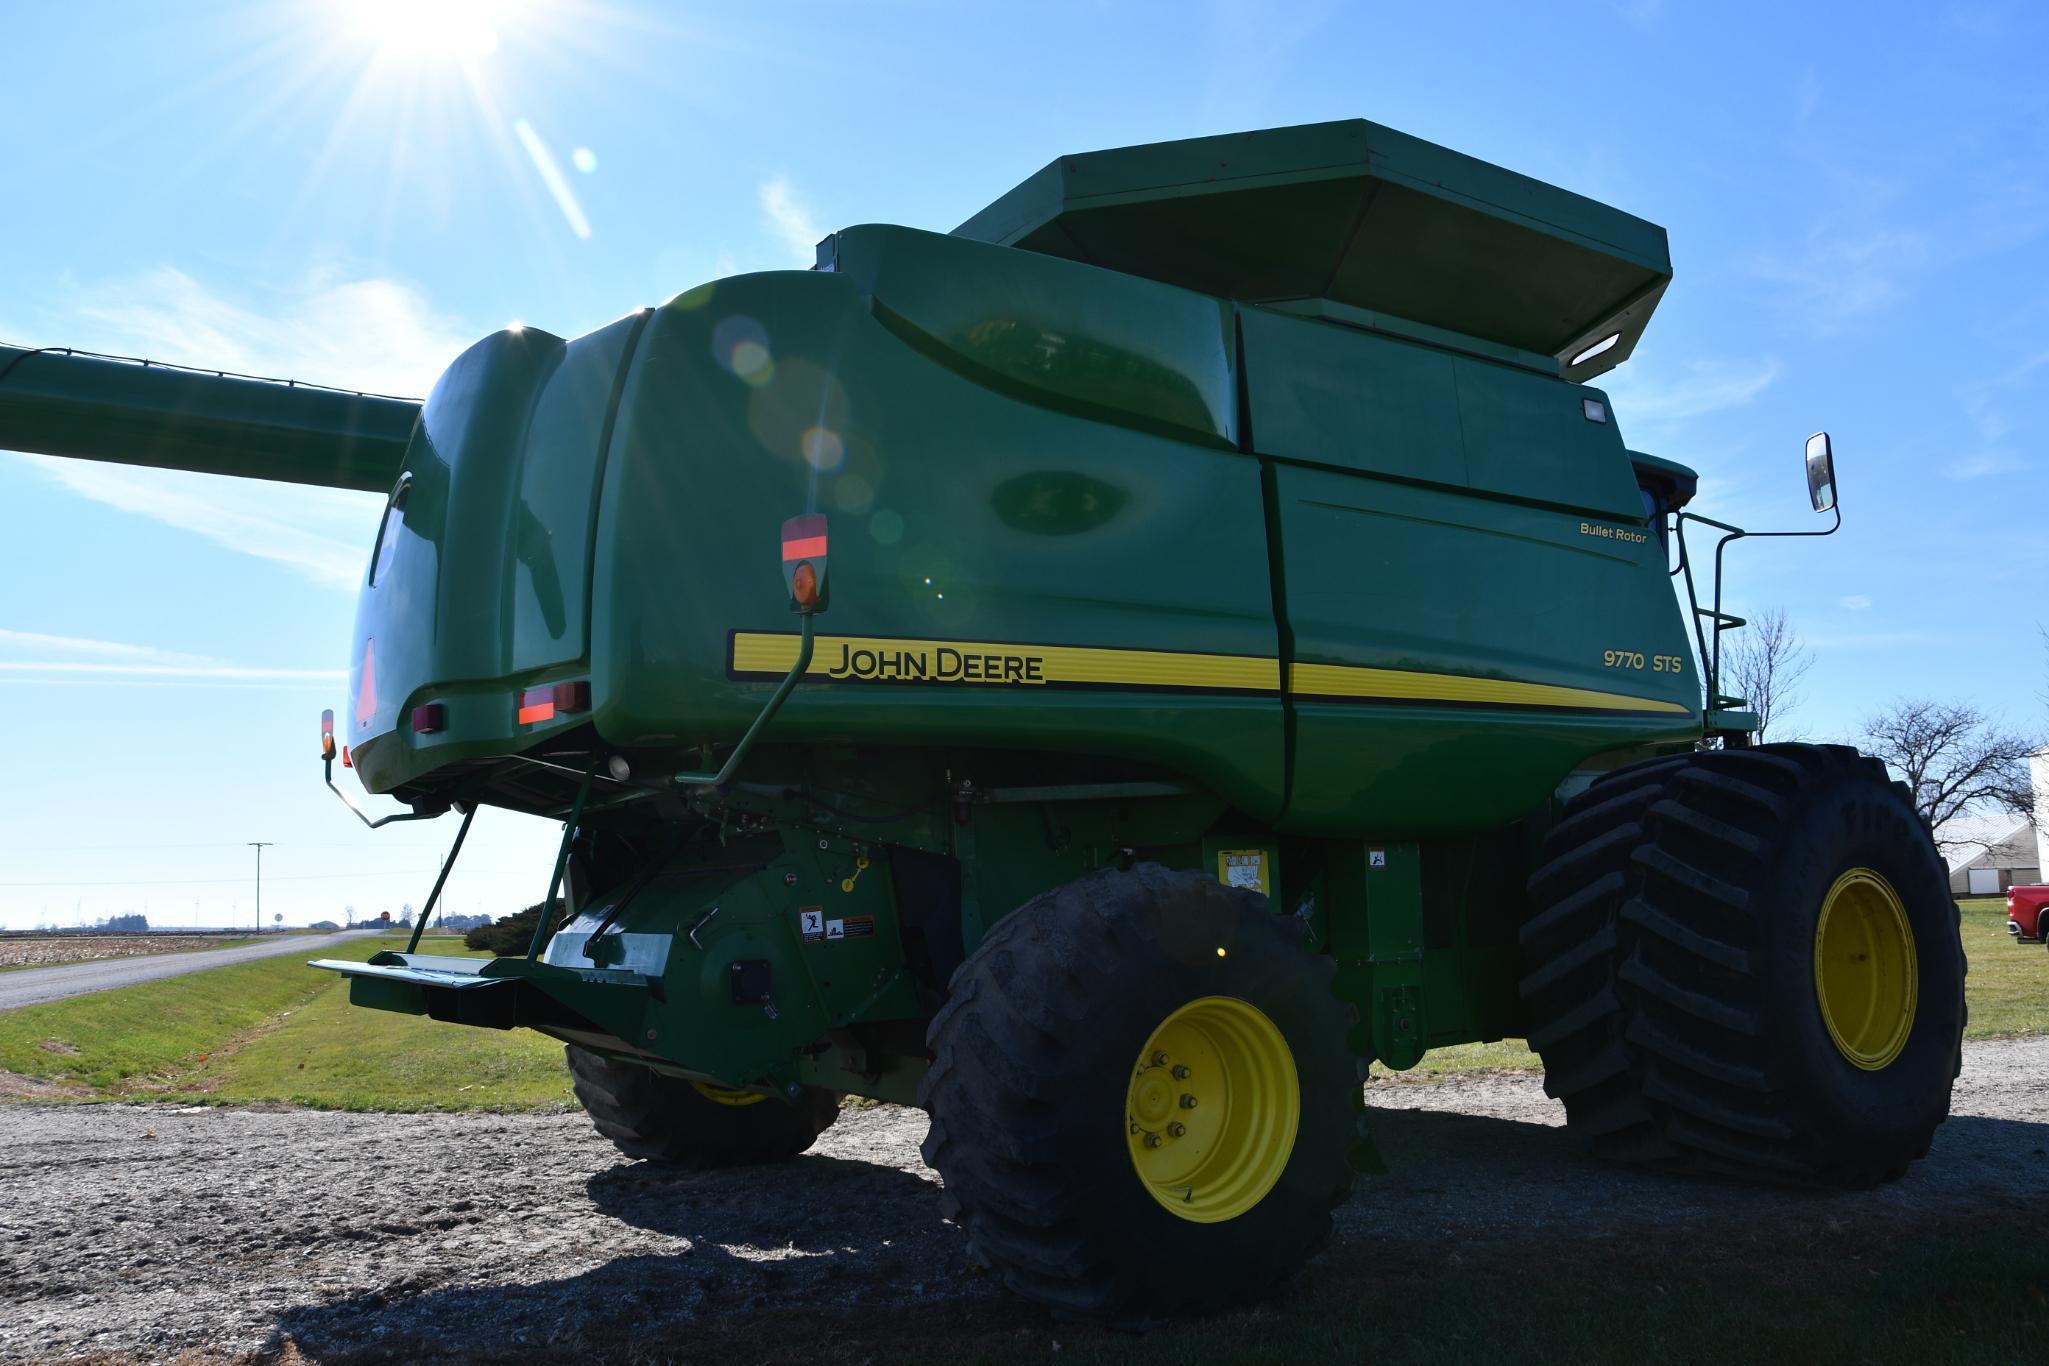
[{"left": 344, "top": 0, "right": 530, "bottom": 63}]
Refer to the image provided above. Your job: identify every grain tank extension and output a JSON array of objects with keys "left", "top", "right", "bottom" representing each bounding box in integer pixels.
[{"left": 1, "top": 121, "right": 1963, "bottom": 1318}]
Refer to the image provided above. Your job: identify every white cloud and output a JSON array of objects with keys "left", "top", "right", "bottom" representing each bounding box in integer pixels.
[
  {"left": 1750, "top": 228, "right": 1929, "bottom": 332},
  {"left": 1606, "top": 358, "right": 1781, "bottom": 427},
  {"left": 0, "top": 628, "right": 212, "bottom": 665},
  {"left": 1839, "top": 595, "right": 1873, "bottom": 611},
  {"left": 1956, "top": 348, "right": 2049, "bottom": 443},
  {"left": 4, "top": 267, "right": 468, "bottom": 589},
  {"left": 760, "top": 177, "right": 824, "bottom": 266},
  {"left": 22, "top": 454, "right": 377, "bottom": 591},
  {"left": 0, "top": 661, "right": 340, "bottom": 680},
  {"left": 1803, "top": 629, "right": 1932, "bottom": 650},
  {"left": 69, "top": 265, "right": 474, "bottom": 399},
  {"left": 1943, "top": 450, "right": 2028, "bottom": 481},
  {"left": 0, "top": 628, "right": 339, "bottom": 684}
]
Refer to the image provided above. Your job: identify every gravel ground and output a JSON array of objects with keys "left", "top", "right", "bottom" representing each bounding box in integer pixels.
[
  {"left": 0, "top": 932, "right": 373, "bottom": 1011},
  {"left": 1, "top": 1036, "right": 2043, "bottom": 1364}
]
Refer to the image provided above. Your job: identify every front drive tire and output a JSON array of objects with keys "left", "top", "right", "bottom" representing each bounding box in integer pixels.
[
  {"left": 1521, "top": 743, "right": 1965, "bottom": 1185},
  {"left": 566, "top": 1045, "right": 840, "bottom": 1169},
  {"left": 919, "top": 864, "right": 1357, "bottom": 1319}
]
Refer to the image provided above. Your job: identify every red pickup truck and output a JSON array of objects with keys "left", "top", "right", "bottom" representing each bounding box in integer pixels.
[{"left": 2008, "top": 885, "right": 2049, "bottom": 945}]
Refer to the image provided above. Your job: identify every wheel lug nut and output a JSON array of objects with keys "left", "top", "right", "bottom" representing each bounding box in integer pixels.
[
  {"left": 1144, "top": 1132, "right": 1163, "bottom": 1148},
  {"left": 1168, "top": 1122, "right": 1186, "bottom": 1138},
  {"left": 1179, "top": 1094, "right": 1198, "bottom": 1109},
  {"left": 1153, "top": 1052, "right": 1169, "bottom": 1066},
  {"left": 1171, "top": 1065, "right": 1190, "bottom": 1079}
]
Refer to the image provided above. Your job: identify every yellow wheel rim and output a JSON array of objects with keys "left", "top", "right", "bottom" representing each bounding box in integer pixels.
[
  {"left": 1125, "top": 996, "right": 1299, "bottom": 1224},
  {"left": 1813, "top": 867, "right": 1917, "bottom": 1070},
  {"left": 691, "top": 1081, "right": 766, "bottom": 1107}
]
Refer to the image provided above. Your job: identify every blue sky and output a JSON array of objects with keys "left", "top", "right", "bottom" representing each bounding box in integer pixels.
[{"left": 2, "top": 0, "right": 2044, "bottom": 927}]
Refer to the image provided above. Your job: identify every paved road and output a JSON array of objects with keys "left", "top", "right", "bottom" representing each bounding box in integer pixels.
[{"left": 0, "top": 929, "right": 377, "bottom": 1011}]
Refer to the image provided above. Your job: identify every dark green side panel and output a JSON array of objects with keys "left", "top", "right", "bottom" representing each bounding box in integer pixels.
[
  {"left": 590, "top": 248, "right": 1287, "bottom": 818},
  {"left": 350, "top": 313, "right": 649, "bottom": 791},
  {"left": 955, "top": 119, "right": 1671, "bottom": 382},
  {"left": 831, "top": 225, "right": 1236, "bottom": 448},
  {"left": 1271, "top": 465, "right": 1699, "bottom": 835},
  {"left": 1240, "top": 307, "right": 1642, "bottom": 519}
]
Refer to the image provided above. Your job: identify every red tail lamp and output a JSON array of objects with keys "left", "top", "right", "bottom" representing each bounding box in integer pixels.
[{"left": 516, "top": 681, "right": 588, "bottom": 726}]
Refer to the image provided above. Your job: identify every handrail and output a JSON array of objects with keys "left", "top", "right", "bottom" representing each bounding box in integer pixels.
[{"left": 672, "top": 613, "right": 818, "bottom": 791}]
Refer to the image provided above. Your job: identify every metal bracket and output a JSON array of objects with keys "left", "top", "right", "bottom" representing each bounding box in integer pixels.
[
  {"left": 674, "top": 612, "right": 817, "bottom": 792},
  {"left": 403, "top": 805, "right": 477, "bottom": 954},
  {"left": 323, "top": 752, "right": 446, "bottom": 830}
]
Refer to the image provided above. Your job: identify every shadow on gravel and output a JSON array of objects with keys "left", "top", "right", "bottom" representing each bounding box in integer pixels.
[
  {"left": 262, "top": 1107, "right": 2049, "bottom": 1362},
  {"left": 269, "top": 1153, "right": 975, "bottom": 1363}
]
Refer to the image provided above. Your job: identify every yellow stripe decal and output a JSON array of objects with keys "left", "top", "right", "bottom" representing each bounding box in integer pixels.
[
  {"left": 730, "top": 632, "right": 1691, "bottom": 715},
  {"left": 1289, "top": 661, "right": 1692, "bottom": 715},
  {"left": 732, "top": 632, "right": 1279, "bottom": 691}
]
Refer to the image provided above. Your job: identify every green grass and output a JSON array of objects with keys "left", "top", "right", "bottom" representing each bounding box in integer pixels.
[
  {"left": 5, "top": 901, "right": 2043, "bottom": 1110},
  {"left": 0, "top": 933, "right": 574, "bottom": 1111},
  {"left": 1954, "top": 897, "right": 2049, "bottom": 1036}
]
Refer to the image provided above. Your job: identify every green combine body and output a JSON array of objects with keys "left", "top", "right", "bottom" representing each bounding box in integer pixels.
[{"left": 3, "top": 120, "right": 1965, "bottom": 1319}]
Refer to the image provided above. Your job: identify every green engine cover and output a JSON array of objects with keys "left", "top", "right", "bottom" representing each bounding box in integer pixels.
[{"left": 273, "top": 120, "right": 1699, "bottom": 841}]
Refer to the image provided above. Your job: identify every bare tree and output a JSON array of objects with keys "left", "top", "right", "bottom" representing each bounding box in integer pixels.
[
  {"left": 1857, "top": 699, "right": 2041, "bottom": 855},
  {"left": 1721, "top": 607, "right": 1812, "bottom": 741}
]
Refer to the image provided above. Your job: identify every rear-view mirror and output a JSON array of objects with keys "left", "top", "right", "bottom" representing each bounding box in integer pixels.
[{"left": 1805, "top": 432, "right": 1836, "bottom": 513}]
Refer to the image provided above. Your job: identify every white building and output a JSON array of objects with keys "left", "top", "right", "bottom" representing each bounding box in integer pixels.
[
  {"left": 1947, "top": 749, "right": 2049, "bottom": 896},
  {"left": 2035, "top": 747, "right": 2049, "bottom": 887},
  {"left": 1949, "top": 823, "right": 2043, "bottom": 896}
]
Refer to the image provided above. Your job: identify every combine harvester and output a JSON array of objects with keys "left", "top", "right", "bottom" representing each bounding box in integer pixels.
[{"left": 0, "top": 121, "right": 1962, "bottom": 1317}]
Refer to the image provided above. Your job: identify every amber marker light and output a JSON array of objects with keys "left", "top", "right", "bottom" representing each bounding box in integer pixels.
[
  {"left": 790, "top": 560, "right": 818, "bottom": 609},
  {"left": 780, "top": 513, "right": 829, "bottom": 614}
]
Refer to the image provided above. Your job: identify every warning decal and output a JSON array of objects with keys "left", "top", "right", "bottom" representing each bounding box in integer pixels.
[
  {"left": 1216, "top": 849, "right": 1270, "bottom": 899},
  {"left": 798, "top": 907, "right": 825, "bottom": 942}
]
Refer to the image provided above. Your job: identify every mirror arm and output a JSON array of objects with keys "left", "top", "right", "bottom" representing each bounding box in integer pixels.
[{"left": 1676, "top": 503, "right": 1841, "bottom": 723}]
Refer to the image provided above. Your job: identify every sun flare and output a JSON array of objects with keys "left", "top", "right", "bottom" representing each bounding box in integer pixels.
[{"left": 344, "top": 0, "right": 529, "bottom": 62}]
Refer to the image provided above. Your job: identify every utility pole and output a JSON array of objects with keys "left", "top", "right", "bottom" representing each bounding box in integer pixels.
[{"left": 248, "top": 842, "right": 273, "bottom": 934}]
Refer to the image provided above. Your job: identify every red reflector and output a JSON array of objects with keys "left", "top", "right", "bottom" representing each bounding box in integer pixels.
[
  {"left": 517, "top": 687, "right": 556, "bottom": 725},
  {"left": 411, "top": 703, "right": 446, "bottom": 734},
  {"left": 781, "top": 534, "right": 828, "bottom": 559},
  {"left": 551, "top": 680, "right": 591, "bottom": 713},
  {"left": 341, "top": 745, "right": 353, "bottom": 768}
]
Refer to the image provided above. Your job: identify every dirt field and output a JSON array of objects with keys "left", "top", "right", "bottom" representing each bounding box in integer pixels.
[
  {"left": 0, "top": 936, "right": 246, "bottom": 970},
  {"left": 1, "top": 1036, "right": 2043, "bottom": 1364}
]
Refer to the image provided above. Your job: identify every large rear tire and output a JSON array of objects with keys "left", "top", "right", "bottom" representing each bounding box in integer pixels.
[
  {"left": 920, "top": 864, "right": 1357, "bottom": 1319},
  {"left": 566, "top": 1045, "right": 840, "bottom": 1168},
  {"left": 1520, "top": 743, "right": 1965, "bottom": 1185}
]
